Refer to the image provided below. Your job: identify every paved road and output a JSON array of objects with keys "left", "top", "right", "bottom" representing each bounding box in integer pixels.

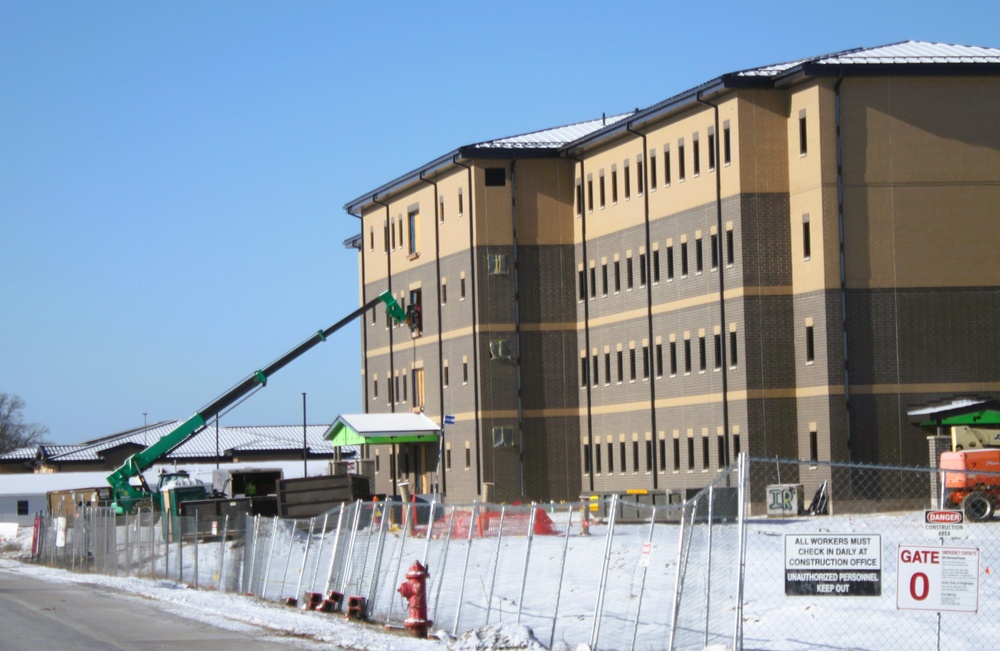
[{"left": 0, "top": 566, "right": 316, "bottom": 650}]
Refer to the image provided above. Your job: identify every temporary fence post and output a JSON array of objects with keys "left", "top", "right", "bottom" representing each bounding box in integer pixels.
[
  {"left": 385, "top": 498, "right": 415, "bottom": 626},
  {"left": 178, "top": 516, "right": 184, "bottom": 584},
  {"left": 667, "top": 501, "right": 692, "bottom": 651},
  {"left": 421, "top": 498, "right": 437, "bottom": 567},
  {"left": 429, "top": 505, "right": 456, "bottom": 624},
  {"left": 732, "top": 453, "right": 750, "bottom": 651},
  {"left": 124, "top": 512, "right": 130, "bottom": 575},
  {"left": 590, "top": 494, "right": 618, "bottom": 650},
  {"left": 261, "top": 516, "right": 279, "bottom": 600},
  {"left": 485, "top": 505, "right": 508, "bottom": 625},
  {"left": 451, "top": 501, "right": 479, "bottom": 636},
  {"left": 515, "top": 506, "right": 538, "bottom": 625},
  {"left": 193, "top": 511, "right": 199, "bottom": 590},
  {"left": 309, "top": 513, "right": 331, "bottom": 593},
  {"left": 294, "top": 517, "right": 317, "bottom": 604},
  {"left": 630, "top": 505, "right": 659, "bottom": 651},
  {"left": 217, "top": 514, "right": 230, "bottom": 592},
  {"left": 165, "top": 513, "right": 170, "bottom": 581},
  {"left": 548, "top": 503, "right": 575, "bottom": 650},
  {"left": 321, "top": 505, "right": 345, "bottom": 595},
  {"left": 339, "top": 500, "right": 364, "bottom": 595},
  {"left": 278, "top": 519, "right": 296, "bottom": 598},
  {"left": 365, "top": 504, "right": 390, "bottom": 620},
  {"left": 704, "top": 484, "right": 716, "bottom": 647}
]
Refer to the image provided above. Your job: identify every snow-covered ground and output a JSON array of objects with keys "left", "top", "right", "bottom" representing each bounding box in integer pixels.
[{"left": 5, "top": 506, "right": 1000, "bottom": 651}]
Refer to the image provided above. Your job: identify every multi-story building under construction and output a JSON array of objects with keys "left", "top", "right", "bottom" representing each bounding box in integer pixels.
[{"left": 343, "top": 41, "right": 1000, "bottom": 504}]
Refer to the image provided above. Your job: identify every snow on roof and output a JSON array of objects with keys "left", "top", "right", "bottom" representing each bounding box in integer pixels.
[
  {"left": 735, "top": 40, "right": 1000, "bottom": 77},
  {"left": 326, "top": 412, "right": 441, "bottom": 436},
  {"left": 469, "top": 113, "right": 633, "bottom": 150}
]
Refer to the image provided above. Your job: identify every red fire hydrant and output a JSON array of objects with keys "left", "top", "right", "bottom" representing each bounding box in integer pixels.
[{"left": 397, "top": 561, "right": 432, "bottom": 637}]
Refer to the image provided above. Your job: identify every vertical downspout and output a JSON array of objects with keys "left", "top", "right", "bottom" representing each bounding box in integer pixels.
[
  {"left": 419, "top": 171, "right": 446, "bottom": 494},
  {"left": 696, "top": 94, "right": 732, "bottom": 465},
  {"left": 373, "top": 197, "right": 397, "bottom": 496},
  {"left": 626, "top": 124, "right": 659, "bottom": 488},
  {"left": 568, "top": 154, "right": 595, "bottom": 493},
  {"left": 834, "top": 72, "right": 853, "bottom": 461},
  {"left": 352, "top": 209, "right": 371, "bottom": 469},
  {"left": 454, "top": 158, "right": 484, "bottom": 495},
  {"left": 509, "top": 159, "right": 526, "bottom": 496}
]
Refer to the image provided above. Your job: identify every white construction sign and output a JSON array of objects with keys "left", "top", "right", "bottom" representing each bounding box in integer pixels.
[
  {"left": 923, "top": 510, "right": 965, "bottom": 539},
  {"left": 784, "top": 534, "right": 881, "bottom": 596},
  {"left": 896, "top": 545, "right": 979, "bottom": 613}
]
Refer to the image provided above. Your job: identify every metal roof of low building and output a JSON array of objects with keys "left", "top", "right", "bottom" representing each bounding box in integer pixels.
[{"left": 469, "top": 113, "right": 633, "bottom": 150}]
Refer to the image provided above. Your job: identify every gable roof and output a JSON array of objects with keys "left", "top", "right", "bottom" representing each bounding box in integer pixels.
[{"left": 325, "top": 413, "right": 441, "bottom": 447}]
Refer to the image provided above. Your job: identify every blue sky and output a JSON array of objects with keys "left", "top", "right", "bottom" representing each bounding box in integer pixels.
[{"left": 3, "top": 2, "right": 998, "bottom": 444}]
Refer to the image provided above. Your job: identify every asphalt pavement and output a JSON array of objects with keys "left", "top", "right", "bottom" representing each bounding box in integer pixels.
[{"left": 0, "top": 566, "right": 316, "bottom": 650}]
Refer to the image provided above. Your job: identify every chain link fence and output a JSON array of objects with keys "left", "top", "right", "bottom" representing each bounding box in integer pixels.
[{"left": 26, "top": 455, "right": 1000, "bottom": 650}]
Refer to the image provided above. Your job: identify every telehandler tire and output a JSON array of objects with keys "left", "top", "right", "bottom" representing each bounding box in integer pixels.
[{"left": 961, "top": 491, "right": 994, "bottom": 522}]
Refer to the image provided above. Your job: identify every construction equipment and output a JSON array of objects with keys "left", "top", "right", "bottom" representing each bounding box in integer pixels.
[
  {"left": 106, "top": 291, "right": 409, "bottom": 514},
  {"left": 940, "top": 448, "right": 1000, "bottom": 521},
  {"left": 950, "top": 425, "right": 1000, "bottom": 451}
]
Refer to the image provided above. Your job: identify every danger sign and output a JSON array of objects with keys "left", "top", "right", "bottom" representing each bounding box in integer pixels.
[{"left": 896, "top": 545, "right": 979, "bottom": 612}]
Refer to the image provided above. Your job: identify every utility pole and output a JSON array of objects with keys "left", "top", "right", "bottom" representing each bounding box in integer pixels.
[{"left": 302, "top": 392, "right": 308, "bottom": 477}]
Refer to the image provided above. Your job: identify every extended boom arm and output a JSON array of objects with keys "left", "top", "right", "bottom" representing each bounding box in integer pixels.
[{"left": 107, "top": 290, "right": 408, "bottom": 512}]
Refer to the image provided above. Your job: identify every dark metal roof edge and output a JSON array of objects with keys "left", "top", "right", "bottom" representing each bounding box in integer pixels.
[
  {"left": 786, "top": 61, "right": 1000, "bottom": 80},
  {"left": 343, "top": 149, "right": 462, "bottom": 216}
]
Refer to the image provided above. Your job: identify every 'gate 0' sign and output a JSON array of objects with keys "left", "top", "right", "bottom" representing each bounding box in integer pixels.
[
  {"left": 784, "top": 534, "right": 881, "bottom": 596},
  {"left": 896, "top": 545, "right": 979, "bottom": 612}
]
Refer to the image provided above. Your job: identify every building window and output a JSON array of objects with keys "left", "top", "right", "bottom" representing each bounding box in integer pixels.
[
  {"left": 599, "top": 172, "right": 606, "bottom": 209},
  {"left": 726, "top": 229, "right": 735, "bottom": 266},
  {"left": 806, "top": 324, "right": 815, "bottom": 364},
  {"left": 655, "top": 342, "right": 663, "bottom": 378},
  {"left": 616, "top": 349, "right": 624, "bottom": 384},
  {"left": 664, "top": 145, "right": 671, "bottom": 186},
  {"left": 803, "top": 214, "right": 812, "bottom": 260},
  {"left": 718, "top": 434, "right": 728, "bottom": 467},
  {"left": 458, "top": 189, "right": 464, "bottom": 216},
  {"left": 693, "top": 133, "right": 701, "bottom": 176},
  {"left": 441, "top": 280, "right": 447, "bottom": 305},
  {"left": 614, "top": 260, "right": 621, "bottom": 293},
  {"left": 714, "top": 334, "right": 722, "bottom": 370},
  {"left": 581, "top": 354, "right": 588, "bottom": 388},
  {"left": 383, "top": 222, "right": 390, "bottom": 252},
  {"left": 681, "top": 241, "right": 689, "bottom": 277},
  {"left": 810, "top": 428, "right": 819, "bottom": 463},
  {"left": 629, "top": 347, "right": 637, "bottom": 382},
  {"left": 460, "top": 276, "right": 466, "bottom": 300},
  {"left": 678, "top": 139, "right": 686, "bottom": 181},
  {"left": 684, "top": 338, "right": 692, "bottom": 374},
  {"left": 412, "top": 367, "right": 425, "bottom": 410},
  {"left": 642, "top": 345, "right": 650, "bottom": 380},
  {"left": 390, "top": 219, "right": 396, "bottom": 250},
  {"left": 708, "top": 128, "right": 716, "bottom": 171},
  {"left": 601, "top": 262, "right": 608, "bottom": 296},
  {"left": 604, "top": 352, "right": 611, "bottom": 386},
  {"left": 636, "top": 157, "right": 644, "bottom": 195},
  {"left": 667, "top": 245, "right": 674, "bottom": 281},
  {"left": 587, "top": 175, "right": 594, "bottom": 212},
  {"left": 699, "top": 336, "right": 707, "bottom": 372},
  {"left": 670, "top": 341, "right": 678, "bottom": 376},
  {"left": 621, "top": 440, "right": 628, "bottom": 473},
  {"left": 687, "top": 437, "right": 695, "bottom": 470},
  {"left": 652, "top": 249, "right": 660, "bottom": 284},
  {"left": 799, "top": 110, "right": 808, "bottom": 156},
  {"left": 592, "top": 353, "right": 599, "bottom": 388},
  {"left": 702, "top": 435, "right": 710, "bottom": 469},
  {"left": 446, "top": 446, "right": 452, "bottom": 471},
  {"left": 439, "top": 198, "right": 445, "bottom": 223},
  {"left": 626, "top": 255, "right": 634, "bottom": 290},
  {"left": 611, "top": 167, "right": 619, "bottom": 204},
  {"left": 672, "top": 438, "right": 680, "bottom": 471},
  {"left": 16, "top": 500, "right": 27, "bottom": 516},
  {"left": 579, "top": 268, "right": 586, "bottom": 301},
  {"left": 711, "top": 233, "right": 719, "bottom": 270},
  {"left": 589, "top": 265, "right": 597, "bottom": 299},
  {"left": 393, "top": 375, "right": 400, "bottom": 404},
  {"left": 607, "top": 441, "right": 615, "bottom": 473},
  {"left": 401, "top": 373, "right": 407, "bottom": 402},
  {"left": 659, "top": 438, "right": 666, "bottom": 471},
  {"left": 398, "top": 220, "right": 403, "bottom": 251},
  {"left": 730, "top": 330, "right": 738, "bottom": 368},
  {"left": 639, "top": 252, "right": 647, "bottom": 287},
  {"left": 373, "top": 377, "right": 378, "bottom": 400},
  {"left": 465, "top": 443, "right": 471, "bottom": 470},
  {"left": 485, "top": 167, "right": 506, "bottom": 186},
  {"left": 443, "top": 362, "right": 449, "bottom": 388},
  {"left": 595, "top": 442, "right": 602, "bottom": 474},
  {"left": 488, "top": 253, "right": 509, "bottom": 276},
  {"left": 369, "top": 226, "right": 374, "bottom": 251},
  {"left": 624, "top": 161, "right": 631, "bottom": 200},
  {"left": 583, "top": 442, "right": 591, "bottom": 474},
  {"left": 649, "top": 151, "right": 657, "bottom": 190},
  {"left": 645, "top": 440, "right": 653, "bottom": 472},
  {"left": 723, "top": 121, "right": 731, "bottom": 165},
  {"left": 576, "top": 180, "right": 583, "bottom": 216},
  {"left": 463, "top": 358, "right": 469, "bottom": 384},
  {"left": 695, "top": 237, "right": 703, "bottom": 274}
]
